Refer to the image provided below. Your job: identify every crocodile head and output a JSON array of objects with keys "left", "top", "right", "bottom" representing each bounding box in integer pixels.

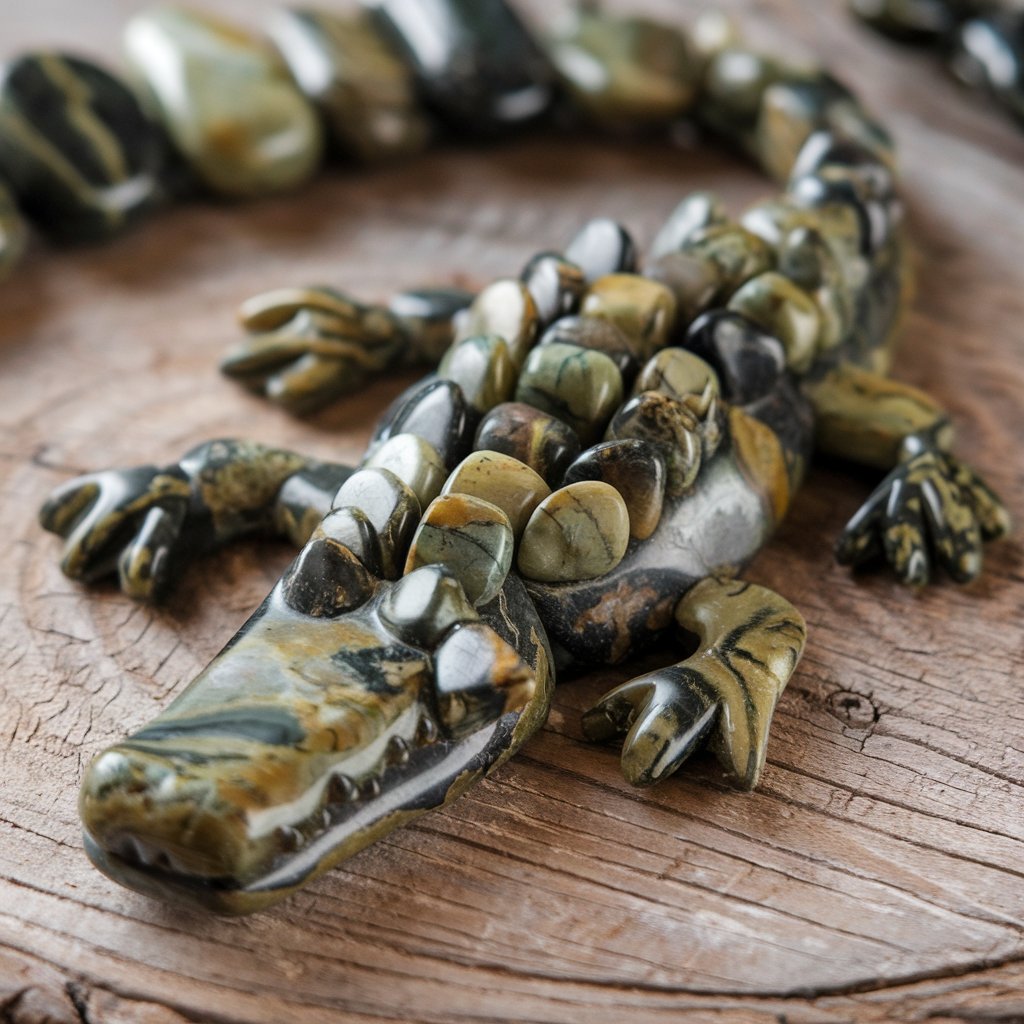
[{"left": 79, "top": 559, "right": 552, "bottom": 914}]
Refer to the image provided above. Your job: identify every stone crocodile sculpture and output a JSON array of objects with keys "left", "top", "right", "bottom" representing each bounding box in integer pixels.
[{"left": 36, "top": 30, "right": 1009, "bottom": 912}]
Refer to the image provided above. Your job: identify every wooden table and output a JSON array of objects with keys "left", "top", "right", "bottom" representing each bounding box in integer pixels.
[{"left": 2, "top": 2, "right": 1023, "bottom": 1021}]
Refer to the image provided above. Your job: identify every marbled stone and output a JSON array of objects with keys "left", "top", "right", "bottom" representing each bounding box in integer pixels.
[
  {"left": 315, "top": 506, "right": 385, "bottom": 577},
  {"left": 434, "top": 622, "right": 535, "bottom": 739},
  {"left": 270, "top": 7, "right": 432, "bottom": 162},
  {"left": 648, "top": 192, "right": 727, "bottom": 261},
  {"left": 517, "top": 481, "right": 630, "bottom": 582},
  {"left": 441, "top": 450, "right": 551, "bottom": 537},
  {"left": 538, "top": 315, "right": 642, "bottom": 378},
  {"left": 438, "top": 334, "right": 517, "bottom": 413},
  {"left": 514, "top": 342, "right": 624, "bottom": 444},
  {"left": 728, "top": 272, "right": 821, "bottom": 373},
  {"left": 0, "top": 52, "right": 171, "bottom": 240},
  {"left": 580, "top": 273, "right": 678, "bottom": 359},
  {"left": 363, "top": 433, "right": 447, "bottom": 509},
  {"left": 281, "top": 535, "right": 374, "bottom": 617},
  {"left": 455, "top": 279, "right": 539, "bottom": 367},
  {"left": 378, "top": 564, "right": 479, "bottom": 648},
  {"left": 546, "top": 8, "right": 697, "bottom": 126},
  {"left": 684, "top": 310, "right": 787, "bottom": 405},
  {"left": 123, "top": 8, "right": 323, "bottom": 197},
  {"left": 0, "top": 180, "right": 27, "bottom": 279},
  {"left": 564, "top": 439, "right": 666, "bottom": 540},
  {"left": 365, "top": 0, "right": 556, "bottom": 134},
  {"left": 634, "top": 348, "right": 720, "bottom": 414},
  {"left": 388, "top": 287, "right": 475, "bottom": 364},
  {"left": 606, "top": 392, "right": 703, "bottom": 497},
  {"left": 698, "top": 47, "right": 785, "bottom": 145},
  {"left": 643, "top": 251, "right": 721, "bottom": 329},
  {"left": 474, "top": 402, "right": 582, "bottom": 486},
  {"left": 684, "top": 224, "right": 776, "bottom": 302},
  {"left": 334, "top": 468, "right": 420, "bottom": 579},
  {"left": 564, "top": 218, "right": 638, "bottom": 284},
  {"left": 388, "top": 379, "right": 473, "bottom": 469},
  {"left": 952, "top": 13, "right": 1024, "bottom": 125},
  {"left": 788, "top": 169, "right": 894, "bottom": 256},
  {"left": 520, "top": 252, "right": 585, "bottom": 326},
  {"left": 404, "top": 493, "right": 514, "bottom": 606}
]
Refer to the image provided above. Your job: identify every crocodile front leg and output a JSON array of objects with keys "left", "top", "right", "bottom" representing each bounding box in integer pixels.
[
  {"left": 583, "top": 577, "right": 807, "bottom": 790},
  {"left": 805, "top": 362, "right": 1010, "bottom": 584},
  {"left": 39, "top": 439, "right": 353, "bottom": 601}
]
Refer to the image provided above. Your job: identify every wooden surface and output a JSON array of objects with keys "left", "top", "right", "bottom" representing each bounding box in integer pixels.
[{"left": 2, "top": 2, "right": 1024, "bottom": 1022}]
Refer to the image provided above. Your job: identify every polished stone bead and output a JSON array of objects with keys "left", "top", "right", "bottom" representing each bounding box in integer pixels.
[
  {"left": 779, "top": 225, "right": 852, "bottom": 351},
  {"left": 684, "top": 225, "right": 775, "bottom": 302},
  {"left": 455, "top": 280, "right": 540, "bottom": 368},
  {"left": 849, "top": 0, "right": 972, "bottom": 43},
  {"left": 442, "top": 450, "right": 550, "bottom": 537},
  {"left": 788, "top": 170, "right": 893, "bottom": 256},
  {"left": 281, "top": 536, "right": 374, "bottom": 617},
  {"left": 365, "top": 0, "right": 556, "bottom": 134},
  {"left": 269, "top": 8, "right": 432, "bottom": 162},
  {"left": 728, "top": 272, "right": 821, "bottom": 373},
  {"left": 564, "top": 219, "right": 638, "bottom": 284},
  {"left": 643, "top": 251, "right": 721, "bottom": 329},
  {"left": 545, "top": 8, "right": 698, "bottom": 126},
  {"left": 379, "top": 564, "right": 479, "bottom": 648},
  {"left": 0, "top": 53, "right": 171, "bottom": 240},
  {"left": 517, "top": 481, "right": 630, "bottom": 582},
  {"left": 363, "top": 432, "right": 447, "bottom": 508},
  {"left": 433, "top": 622, "right": 534, "bottom": 738},
  {"left": 684, "top": 310, "right": 787, "bottom": 405},
  {"left": 388, "top": 378, "right": 473, "bottom": 469},
  {"left": 123, "top": 8, "right": 323, "bottom": 197},
  {"left": 514, "top": 342, "right": 624, "bottom": 444},
  {"left": 691, "top": 12, "right": 741, "bottom": 67},
  {"left": 789, "top": 129, "right": 895, "bottom": 185},
  {"left": 474, "top": 402, "right": 582, "bottom": 486},
  {"left": 699, "top": 48, "right": 786, "bottom": 147},
  {"left": 606, "top": 392, "right": 702, "bottom": 497},
  {"left": 634, "top": 348, "right": 720, "bottom": 413},
  {"left": 404, "top": 493, "right": 514, "bottom": 606},
  {"left": 0, "top": 181, "right": 27, "bottom": 279},
  {"left": 952, "top": 13, "right": 1024, "bottom": 124},
  {"left": 389, "top": 287, "right": 475, "bottom": 363},
  {"left": 316, "top": 506, "right": 385, "bottom": 577},
  {"left": 438, "top": 334, "right": 517, "bottom": 413},
  {"left": 539, "top": 315, "right": 641, "bottom": 378},
  {"left": 333, "top": 467, "right": 420, "bottom": 579},
  {"left": 649, "top": 192, "right": 728, "bottom": 262},
  {"left": 520, "top": 251, "right": 585, "bottom": 326},
  {"left": 564, "top": 439, "right": 666, "bottom": 540},
  {"left": 755, "top": 73, "right": 857, "bottom": 181},
  {"left": 580, "top": 274, "right": 678, "bottom": 360}
]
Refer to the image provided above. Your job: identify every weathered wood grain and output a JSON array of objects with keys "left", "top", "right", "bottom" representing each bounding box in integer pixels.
[{"left": 1, "top": 1, "right": 1023, "bottom": 1021}]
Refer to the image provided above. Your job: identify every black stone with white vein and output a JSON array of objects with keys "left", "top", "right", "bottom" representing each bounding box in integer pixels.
[
  {"left": 0, "top": 52, "right": 172, "bottom": 241},
  {"left": 364, "top": 0, "right": 557, "bottom": 134}
]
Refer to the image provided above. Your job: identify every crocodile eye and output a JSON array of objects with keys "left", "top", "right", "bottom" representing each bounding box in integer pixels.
[
  {"left": 434, "top": 623, "right": 535, "bottom": 740},
  {"left": 280, "top": 538, "right": 374, "bottom": 617},
  {"left": 377, "top": 564, "right": 479, "bottom": 649}
]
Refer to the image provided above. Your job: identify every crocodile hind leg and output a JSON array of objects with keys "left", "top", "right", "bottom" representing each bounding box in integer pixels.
[
  {"left": 583, "top": 577, "right": 807, "bottom": 790},
  {"left": 804, "top": 362, "right": 1010, "bottom": 585}
]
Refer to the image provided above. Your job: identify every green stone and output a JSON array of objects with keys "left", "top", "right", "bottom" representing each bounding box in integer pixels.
[
  {"left": 649, "top": 192, "right": 728, "bottom": 261},
  {"left": 442, "top": 450, "right": 550, "bottom": 538},
  {"left": 123, "top": 8, "right": 324, "bottom": 197},
  {"left": 643, "top": 251, "right": 721, "bottom": 329},
  {"left": 438, "top": 334, "right": 517, "bottom": 413},
  {"left": 270, "top": 8, "right": 432, "bottom": 162},
  {"left": 546, "top": 8, "right": 698, "bottom": 126},
  {"left": 363, "top": 433, "right": 447, "bottom": 509},
  {"left": 514, "top": 342, "right": 624, "bottom": 444},
  {"left": 517, "top": 481, "right": 630, "bottom": 583},
  {"left": 728, "top": 272, "right": 821, "bottom": 373},
  {"left": 379, "top": 565, "right": 479, "bottom": 649},
  {"left": 684, "top": 224, "right": 776, "bottom": 302},
  {"left": 404, "top": 494, "right": 514, "bottom": 606},
  {"left": 474, "top": 402, "right": 582, "bottom": 487}
]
